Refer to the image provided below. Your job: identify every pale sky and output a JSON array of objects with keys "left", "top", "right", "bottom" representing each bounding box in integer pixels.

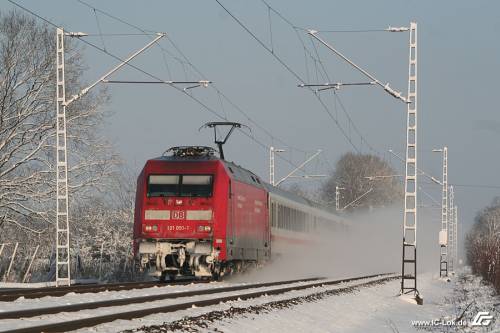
[{"left": 2, "top": 0, "right": 500, "bottom": 244}]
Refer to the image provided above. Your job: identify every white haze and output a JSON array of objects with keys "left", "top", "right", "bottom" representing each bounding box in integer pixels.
[{"left": 229, "top": 205, "right": 442, "bottom": 283}]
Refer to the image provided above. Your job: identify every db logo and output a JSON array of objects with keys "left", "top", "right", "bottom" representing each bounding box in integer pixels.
[
  {"left": 171, "top": 210, "right": 186, "bottom": 220},
  {"left": 471, "top": 311, "right": 493, "bottom": 327},
  {"left": 172, "top": 210, "right": 186, "bottom": 220}
]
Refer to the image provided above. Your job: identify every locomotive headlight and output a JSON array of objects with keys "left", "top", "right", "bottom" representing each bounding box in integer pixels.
[
  {"left": 144, "top": 225, "right": 158, "bottom": 232},
  {"left": 198, "top": 225, "right": 211, "bottom": 232}
]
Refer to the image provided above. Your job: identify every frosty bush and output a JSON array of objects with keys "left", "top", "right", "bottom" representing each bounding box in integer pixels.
[{"left": 466, "top": 198, "right": 500, "bottom": 294}]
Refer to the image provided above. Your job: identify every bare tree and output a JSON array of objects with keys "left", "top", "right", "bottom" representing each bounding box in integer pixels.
[
  {"left": 284, "top": 183, "right": 318, "bottom": 202},
  {"left": 0, "top": 11, "right": 120, "bottom": 240},
  {"left": 321, "top": 152, "right": 401, "bottom": 212}
]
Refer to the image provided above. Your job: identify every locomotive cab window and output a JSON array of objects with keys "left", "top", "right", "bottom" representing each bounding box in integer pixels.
[
  {"left": 147, "top": 174, "right": 213, "bottom": 197},
  {"left": 181, "top": 175, "right": 213, "bottom": 197},
  {"left": 148, "top": 175, "right": 179, "bottom": 197}
]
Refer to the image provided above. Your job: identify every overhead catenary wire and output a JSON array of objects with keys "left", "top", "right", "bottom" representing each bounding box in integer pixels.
[
  {"left": 420, "top": 182, "right": 500, "bottom": 190},
  {"left": 77, "top": 0, "right": 151, "bottom": 33},
  {"left": 9, "top": 0, "right": 359, "bottom": 188},
  {"left": 267, "top": 4, "right": 274, "bottom": 53},
  {"left": 265, "top": 0, "right": 383, "bottom": 156},
  {"left": 294, "top": 26, "right": 377, "bottom": 154},
  {"left": 76, "top": 36, "right": 308, "bottom": 173},
  {"left": 164, "top": 36, "right": 312, "bottom": 155},
  {"left": 317, "top": 29, "right": 388, "bottom": 33},
  {"left": 83, "top": 33, "right": 159, "bottom": 37},
  {"left": 215, "top": 0, "right": 384, "bottom": 156},
  {"left": 75, "top": 0, "right": 316, "bottom": 159},
  {"left": 92, "top": 8, "right": 106, "bottom": 51},
  {"left": 217, "top": 0, "right": 365, "bottom": 152},
  {"left": 8, "top": 0, "right": 318, "bottom": 180},
  {"left": 16, "top": 1, "right": 495, "bottom": 206},
  {"left": 9, "top": 0, "right": 382, "bottom": 162},
  {"left": 306, "top": 30, "right": 408, "bottom": 103},
  {"left": 317, "top": 26, "right": 410, "bottom": 33},
  {"left": 257, "top": 1, "right": 408, "bottom": 148},
  {"left": 7, "top": 0, "right": 58, "bottom": 28},
  {"left": 75, "top": 0, "right": 371, "bottom": 186}
]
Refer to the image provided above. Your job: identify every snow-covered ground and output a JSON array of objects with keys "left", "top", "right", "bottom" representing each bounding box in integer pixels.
[
  {"left": 0, "top": 271, "right": 497, "bottom": 333},
  {"left": 178, "top": 271, "right": 498, "bottom": 333},
  {"left": 0, "top": 275, "right": 389, "bottom": 332},
  {"left": 120, "top": 271, "right": 498, "bottom": 333}
]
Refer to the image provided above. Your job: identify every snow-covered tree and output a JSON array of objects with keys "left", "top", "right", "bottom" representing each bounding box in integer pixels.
[
  {"left": 321, "top": 153, "right": 401, "bottom": 212},
  {"left": 466, "top": 198, "right": 500, "bottom": 293},
  {"left": 0, "top": 11, "right": 131, "bottom": 282},
  {"left": 0, "top": 11, "right": 119, "bottom": 237}
]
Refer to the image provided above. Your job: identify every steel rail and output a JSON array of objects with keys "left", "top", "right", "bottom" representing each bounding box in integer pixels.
[
  {"left": 0, "top": 273, "right": 395, "bottom": 333},
  {"left": 0, "top": 280, "right": 197, "bottom": 302}
]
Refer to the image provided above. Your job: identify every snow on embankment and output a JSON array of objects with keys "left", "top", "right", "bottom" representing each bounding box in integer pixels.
[{"left": 118, "top": 271, "right": 498, "bottom": 333}]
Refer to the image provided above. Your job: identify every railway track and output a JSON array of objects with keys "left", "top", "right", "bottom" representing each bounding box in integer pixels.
[
  {"left": 0, "top": 273, "right": 395, "bottom": 333},
  {"left": 0, "top": 279, "right": 201, "bottom": 302},
  {"left": 0, "top": 277, "right": 322, "bottom": 320}
]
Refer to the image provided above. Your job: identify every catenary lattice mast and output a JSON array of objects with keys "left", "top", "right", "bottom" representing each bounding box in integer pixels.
[
  {"left": 454, "top": 206, "right": 458, "bottom": 268},
  {"left": 448, "top": 185, "right": 455, "bottom": 273},
  {"left": 54, "top": 29, "right": 168, "bottom": 286},
  {"left": 439, "top": 147, "right": 448, "bottom": 277},
  {"left": 55, "top": 28, "right": 71, "bottom": 286},
  {"left": 401, "top": 22, "right": 420, "bottom": 299}
]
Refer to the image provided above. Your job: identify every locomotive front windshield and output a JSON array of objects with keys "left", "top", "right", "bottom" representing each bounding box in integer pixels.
[{"left": 148, "top": 175, "right": 213, "bottom": 197}]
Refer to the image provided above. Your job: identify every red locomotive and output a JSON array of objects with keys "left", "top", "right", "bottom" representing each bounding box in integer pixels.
[{"left": 133, "top": 146, "right": 346, "bottom": 280}]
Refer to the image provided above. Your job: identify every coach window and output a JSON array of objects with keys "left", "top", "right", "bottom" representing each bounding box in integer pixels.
[
  {"left": 148, "top": 175, "right": 179, "bottom": 197},
  {"left": 281, "top": 205, "right": 286, "bottom": 229},
  {"left": 281, "top": 206, "right": 286, "bottom": 229},
  {"left": 294, "top": 209, "right": 299, "bottom": 231},
  {"left": 286, "top": 208, "right": 290, "bottom": 230},
  {"left": 286, "top": 208, "right": 293, "bottom": 230},
  {"left": 278, "top": 205, "right": 283, "bottom": 229},
  {"left": 297, "top": 210, "right": 304, "bottom": 231},
  {"left": 269, "top": 202, "right": 276, "bottom": 227},
  {"left": 276, "top": 203, "right": 279, "bottom": 227},
  {"left": 283, "top": 206, "right": 287, "bottom": 229}
]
